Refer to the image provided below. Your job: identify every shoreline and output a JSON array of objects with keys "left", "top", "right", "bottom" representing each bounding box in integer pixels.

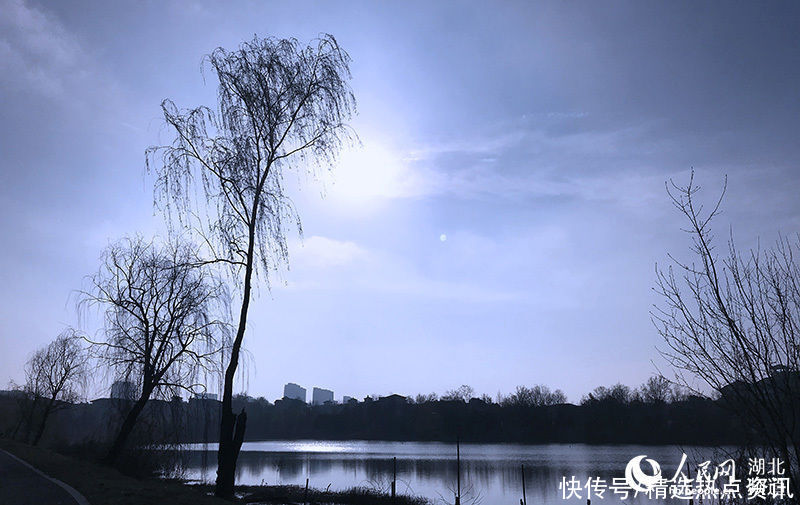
[
  {"left": 193, "top": 483, "right": 429, "bottom": 505},
  {"left": 181, "top": 437, "right": 736, "bottom": 448},
  {"left": 0, "top": 438, "right": 431, "bottom": 505}
]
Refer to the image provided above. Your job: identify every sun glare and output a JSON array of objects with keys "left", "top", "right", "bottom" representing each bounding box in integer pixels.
[{"left": 328, "top": 142, "right": 416, "bottom": 207}]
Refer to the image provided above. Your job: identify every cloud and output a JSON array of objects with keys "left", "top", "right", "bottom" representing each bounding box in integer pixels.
[
  {"left": 389, "top": 121, "right": 676, "bottom": 208},
  {"left": 0, "top": 0, "right": 118, "bottom": 108},
  {"left": 406, "top": 130, "right": 528, "bottom": 160},
  {"left": 292, "top": 236, "right": 369, "bottom": 269},
  {"left": 366, "top": 274, "right": 523, "bottom": 304},
  {"left": 0, "top": 0, "right": 84, "bottom": 97},
  {"left": 283, "top": 234, "right": 543, "bottom": 305}
]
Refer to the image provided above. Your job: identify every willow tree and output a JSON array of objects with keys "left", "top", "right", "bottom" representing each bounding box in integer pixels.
[
  {"left": 147, "top": 35, "right": 355, "bottom": 496},
  {"left": 22, "top": 329, "right": 87, "bottom": 445},
  {"left": 81, "top": 237, "right": 229, "bottom": 464}
]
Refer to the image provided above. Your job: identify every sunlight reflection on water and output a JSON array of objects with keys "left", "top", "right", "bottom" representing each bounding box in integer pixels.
[{"left": 178, "top": 440, "right": 723, "bottom": 504}]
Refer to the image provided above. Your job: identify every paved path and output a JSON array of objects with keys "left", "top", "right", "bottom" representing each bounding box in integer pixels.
[{"left": 0, "top": 448, "right": 90, "bottom": 505}]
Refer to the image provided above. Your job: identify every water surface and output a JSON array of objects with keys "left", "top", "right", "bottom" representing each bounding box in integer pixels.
[{"left": 180, "top": 440, "right": 723, "bottom": 504}]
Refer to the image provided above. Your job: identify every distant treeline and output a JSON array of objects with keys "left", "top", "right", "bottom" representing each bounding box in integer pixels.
[
  {"left": 210, "top": 395, "right": 743, "bottom": 446},
  {"left": 183, "top": 378, "right": 748, "bottom": 446},
  {"left": 0, "top": 378, "right": 751, "bottom": 447}
]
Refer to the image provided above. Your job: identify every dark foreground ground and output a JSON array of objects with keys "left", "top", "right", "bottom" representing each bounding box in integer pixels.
[
  {"left": 0, "top": 439, "right": 428, "bottom": 505},
  {"left": 0, "top": 447, "right": 84, "bottom": 505},
  {"left": 0, "top": 439, "right": 227, "bottom": 505}
]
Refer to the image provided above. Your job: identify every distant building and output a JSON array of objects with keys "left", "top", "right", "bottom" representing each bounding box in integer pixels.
[
  {"left": 193, "top": 392, "right": 218, "bottom": 400},
  {"left": 378, "top": 394, "right": 407, "bottom": 407},
  {"left": 312, "top": 387, "right": 334, "bottom": 405},
  {"left": 342, "top": 395, "right": 354, "bottom": 404},
  {"left": 110, "top": 380, "right": 136, "bottom": 400},
  {"left": 284, "top": 383, "right": 307, "bottom": 403}
]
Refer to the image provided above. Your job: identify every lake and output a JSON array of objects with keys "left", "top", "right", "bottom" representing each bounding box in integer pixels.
[{"left": 179, "top": 441, "right": 725, "bottom": 504}]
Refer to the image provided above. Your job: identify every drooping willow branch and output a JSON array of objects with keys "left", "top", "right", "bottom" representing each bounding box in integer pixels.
[
  {"left": 145, "top": 35, "right": 356, "bottom": 496},
  {"left": 146, "top": 35, "right": 356, "bottom": 286}
]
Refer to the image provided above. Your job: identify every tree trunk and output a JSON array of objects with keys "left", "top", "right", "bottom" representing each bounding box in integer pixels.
[
  {"left": 25, "top": 396, "right": 43, "bottom": 444},
  {"left": 31, "top": 396, "right": 56, "bottom": 446},
  {"left": 13, "top": 396, "right": 37, "bottom": 442},
  {"left": 215, "top": 221, "right": 257, "bottom": 498},
  {"left": 104, "top": 394, "right": 151, "bottom": 464},
  {"left": 215, "top": 408, "right": 247, "bottom": 497}
]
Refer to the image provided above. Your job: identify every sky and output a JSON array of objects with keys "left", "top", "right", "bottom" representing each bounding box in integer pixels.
[{"left": 1, "top": 0, "right": 800, "bottom": 403}]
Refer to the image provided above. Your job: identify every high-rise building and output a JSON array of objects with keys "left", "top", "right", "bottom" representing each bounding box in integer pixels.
[
  {"left": 110, "top": 380, "right": 136, "bottom": 400},
  {"left": 312, "top": 387, "right": 333, "bottom": 405},
  {"left": 283, "top": 382, "right": 307, "bottom": 402},
  {"left": 342, "top": 395, "right": 354, "bottom": 404}
]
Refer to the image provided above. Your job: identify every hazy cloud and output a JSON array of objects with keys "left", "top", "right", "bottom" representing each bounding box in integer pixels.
[
  {"left": 292, "top": 236, "right": 369, "bottom": 269},
  {"left": 0, "top": 0, "right": 87, "bottom": 98}
]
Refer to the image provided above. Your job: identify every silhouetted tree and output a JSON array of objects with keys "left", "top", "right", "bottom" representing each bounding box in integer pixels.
[
  {"left": 638, "top": 376, "right": 671, "bottom": 404},
  {"left": 581, "top": 383, "right": 632, "bottom": 405},
  {"left": 442, "top": 385, "right": 475, "bottom": 402},
  {"left": 80, "top": 237, "right": 229, "bottom": 463},
  {"left": 147, "top": 35, "right": 356, "bottom": 497},
  {"left": 500, "top": 385, "right": 566, "bottom": 407},
  {"left": 414, "top": 392, "right": 438, "bottom": 404},
  {"left": 668, "top": 383, "right": 690, "bottom": 403},
  {"left": 654, "top": 173, "right": 800, "bottom": 493},
  {"left": 22, "top": 329, "right": 87, "bottom": 445}
]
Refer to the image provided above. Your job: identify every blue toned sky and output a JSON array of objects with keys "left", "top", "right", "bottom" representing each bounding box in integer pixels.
[{"left": 1, "top": 0, "right": 800, "bottom": 402}]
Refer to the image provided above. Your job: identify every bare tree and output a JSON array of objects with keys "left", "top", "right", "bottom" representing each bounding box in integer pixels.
[
  {"left": 441, "top": 385, "right": 475, "bottom": 402},
  {"left": 147, "top": 35, "right": 355, "bottom": 496},
  {"left": 580, "top": 383, "right": 632, "bottom": 405},
  {"left": 638, "top": 376, "right": 672, "bottom": 404},
  {"left": 654, "top": 173, "right": 800, "bottom": 492},
  {"left": 500, "top": 385, "right": 566, "bottom": 407},
  {"left": 80, "top": 237, "right": 229, "bottom": 464},
  {"left": 415, "top": 392, "right": 439, "bottom": 403},
  {"left": 22, "top": 329, "right": 87, "bottom": 445}
]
